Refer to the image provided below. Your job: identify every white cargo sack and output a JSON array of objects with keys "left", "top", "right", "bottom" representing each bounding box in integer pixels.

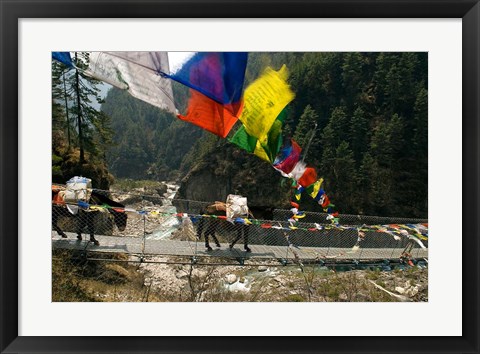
[
  {"left": 226, "top": 194, "right": 249, "bottom": 219},
  {"left": 64, "top": 176, "right": 92, "bottom": 214}
]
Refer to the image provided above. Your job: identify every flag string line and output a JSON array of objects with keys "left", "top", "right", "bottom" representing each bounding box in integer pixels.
[{"left": 52, "top": 200, "right": 428, "bottom": 241}]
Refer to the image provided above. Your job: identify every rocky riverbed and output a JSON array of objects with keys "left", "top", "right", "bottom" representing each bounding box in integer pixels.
[
  {"left": 110, "top": 182, "right": 181, "bottom": 239},
  {"left": 136, "top": 256, "right": 428, "bottom": 302}
]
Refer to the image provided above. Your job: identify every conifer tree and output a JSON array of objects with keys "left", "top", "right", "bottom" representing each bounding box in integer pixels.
[
  {"left": 349, "top": 107, "right": 369, "bottom": 164},
  {"left": 293, "top": 105, "right": 319, "bottom": 147},
  {"left": 332, "top": 141, "right": 357, "bottom": 212},
  {"left": 67, "top": 52, "right": 112, "bottom": 163}
]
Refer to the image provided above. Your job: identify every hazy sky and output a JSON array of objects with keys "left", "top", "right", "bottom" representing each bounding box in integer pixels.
[{"left": 168, "top": 51, "right": 195, "bottom": 72}]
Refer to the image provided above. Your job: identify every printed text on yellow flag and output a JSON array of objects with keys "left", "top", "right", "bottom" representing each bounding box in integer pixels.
[{"left": 239, "top": 65, "right": 295, "bottom": 139}]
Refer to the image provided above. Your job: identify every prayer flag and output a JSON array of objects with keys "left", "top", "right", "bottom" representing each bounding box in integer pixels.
[
  {"left": 105, "top": 51, "right": 166, "bottom": 73},
  {"left": 239, "top": 65, "right": 294, "bottom": 139},
  {"left": 273, "top": 139, "right": 302, "bottom": 174},
  {"left": 231, "top": 107, "right": 287, "bottom": 162},
  {"left": 167, "top": 52, "right": 248, "bottom": 113},
  {"left": 52, "top": 52, "right": 72, "bottom": 67},
  {"left": 83, "top": 51, "right": 176, "bottom": 114},
  {"left": 230, "top": 125, "right": 257, "bottom": 153},
  {"left": 254, "top": 119, "right": 284, "bottom": 162},
  {"left": 178, "top": 89, "right": 241, "bottom": 138},
  {"left": 306, "top": 178, "right": 324, "bottom": 198},
  {"left": 298, "top": 167, "right": 317, "bottom": 187}
]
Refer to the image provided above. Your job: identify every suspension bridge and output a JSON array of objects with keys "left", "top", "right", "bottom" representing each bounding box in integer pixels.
[
  {"left": 52, "top": 189, "right": 428, "bottom": 266},
  {"left": 52, "top": 233, "right": 428, "bottom": 263}
]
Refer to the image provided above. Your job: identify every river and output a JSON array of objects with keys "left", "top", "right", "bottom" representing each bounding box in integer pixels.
[{"left": 147, "top": 183, "right": 181, "bottom": 240}]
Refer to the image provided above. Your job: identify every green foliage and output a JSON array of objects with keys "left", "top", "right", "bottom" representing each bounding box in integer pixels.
[{"left": 52, "top": 154, "right": 63, "bottom": 165}]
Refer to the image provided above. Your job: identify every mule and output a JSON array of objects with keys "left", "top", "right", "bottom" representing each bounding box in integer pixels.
[
  {"left": 196, "top": 203, "right": 274, "bottom": 253},
  {"left": 52, "top": 187, "right": 128, "bottom": 246}
]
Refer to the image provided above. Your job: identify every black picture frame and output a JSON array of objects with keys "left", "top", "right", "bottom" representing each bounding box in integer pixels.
[{"left": 1, "top": 1, "right": 478, "bottom": 353}]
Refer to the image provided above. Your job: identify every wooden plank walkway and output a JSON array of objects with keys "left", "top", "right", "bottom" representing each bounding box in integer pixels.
[{"left": 52, "top": 232, "right": 428, "bottom": 261}]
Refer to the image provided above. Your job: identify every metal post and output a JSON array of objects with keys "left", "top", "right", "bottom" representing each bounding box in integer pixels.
[{"left": 141, "top": 196, "right": 146, "bottom": 262}]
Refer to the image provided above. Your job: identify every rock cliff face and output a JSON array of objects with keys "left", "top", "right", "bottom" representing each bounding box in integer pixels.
[
  {"left": 177, "top": 169, "right": 230, "bottom": 202},
  {"left": 176, "top": 147, "right": 292, "bottom": 207}
]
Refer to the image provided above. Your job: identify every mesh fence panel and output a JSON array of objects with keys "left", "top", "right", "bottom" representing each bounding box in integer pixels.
[{"left": 52, "top": 188, "right": 428, "bottom": 263}]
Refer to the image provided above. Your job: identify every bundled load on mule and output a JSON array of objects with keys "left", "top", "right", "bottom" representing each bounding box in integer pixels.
[
  {"left": 52, "top": 176, "right": 127, "bottom": 246},
  {"left": 197, "top": 194, "right": 262, "bottom": 253},
  {"left": 226, "top": 194, "right": 250, "bottom": 220},
  {"left": 63, "top": 176, "right": 92, "bottom": 215}
]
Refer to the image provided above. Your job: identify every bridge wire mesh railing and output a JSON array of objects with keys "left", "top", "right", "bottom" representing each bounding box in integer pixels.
[{"left": 51, "top": 188, "right": 428, "bottom": 265}]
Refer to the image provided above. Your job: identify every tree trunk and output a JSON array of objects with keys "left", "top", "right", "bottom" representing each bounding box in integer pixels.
[
  {"left": 74, "top": 52, "right": 85, "bottom": 163},
  {"left": 62, "top": 71, "right": 71, "bottom": 149}
]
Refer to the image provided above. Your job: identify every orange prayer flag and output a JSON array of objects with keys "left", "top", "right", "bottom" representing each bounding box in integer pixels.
[{"left": 178, "top": 90, "right": 242, "bottom": 138}]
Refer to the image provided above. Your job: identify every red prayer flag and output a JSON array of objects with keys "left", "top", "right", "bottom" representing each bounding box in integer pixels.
[
  {"left": 321, "top": 195, "right": 330, "bottom": 208},
  {"left": 178, "top": 90, "right": 242, "bottom": 138},
  {"left": 298, "top": 167, "right": 317, "bottom": 187},
  {"left": 273, "top": 139, "right": 302, "bottom": 174}
]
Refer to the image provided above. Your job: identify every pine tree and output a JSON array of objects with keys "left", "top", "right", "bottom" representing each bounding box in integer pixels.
[
  {"left": 349, "top": 107, "right": 369, "bottom": 164},
  {"left": 52, "top": 61, "right": 74, "bottom": 146},
  {"left": 357, "top": 152, "right": 376, "bottom": 214},
  {"left": 68, "top": 52, "right": 112, "bottom": 163},
  {"left": 413, "top": 88, "right": 428, "bottom": 157},
  {"left": 341, "top": 52, "right": 365, "bottom": 108},
  {"left": 293, "top": 105, "right": 320, "bottom": 164},
  {"left": 410, "top": 88, "right": 428, "bottom": 215},
  {"left": 293, "top": 105, "right": 318, "bottom": 147},
  {"left": 332, "top": 141, "right": 357, "bottom": 212}
]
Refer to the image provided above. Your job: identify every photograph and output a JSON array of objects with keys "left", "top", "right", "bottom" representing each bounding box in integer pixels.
[{"left": 51, "top": 51, "right": 429, "bottom": 303}]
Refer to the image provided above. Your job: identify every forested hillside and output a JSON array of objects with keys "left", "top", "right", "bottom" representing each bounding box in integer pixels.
[
  {"left": 100, "top": 82, "right": 205, "bottom": 181},
  {"left": 101, "top": 52, "right": 428, "bottom": 218}
]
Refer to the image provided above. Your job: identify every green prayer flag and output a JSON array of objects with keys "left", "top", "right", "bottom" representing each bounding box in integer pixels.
[
  {"left": 258, "top": 118, "right": 283, "bottom": 162},
  {"left": 230, "top": 125, "right": 257, "bottom": 153},
  {"left": 231, "top": 106, "right": 288, "bottom": 162}
]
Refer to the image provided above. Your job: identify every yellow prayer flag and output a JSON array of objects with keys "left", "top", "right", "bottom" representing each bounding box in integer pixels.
[
  {"left": 309, "top": 178, "right": 324, "bottom": 198},
  {"left": 239, "top": 65, "right": 295, "bottom": 139},
  {"left": 253, "top": 141, "right": 271, "bottom": 162}
]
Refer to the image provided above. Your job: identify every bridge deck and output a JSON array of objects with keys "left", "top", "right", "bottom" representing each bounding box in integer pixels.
[{"left": 52, "top": 232, "right": 428, "bottom": 261}]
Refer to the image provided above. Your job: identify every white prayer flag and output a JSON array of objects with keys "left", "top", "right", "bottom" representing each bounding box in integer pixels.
[{"left": 84, "top": 51, "right": 176, "bottom": 114}]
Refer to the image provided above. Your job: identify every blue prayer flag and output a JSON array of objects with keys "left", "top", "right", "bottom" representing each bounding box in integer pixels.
[
  {"left": 52, "top": 52, "right": 73, "bottom": 67},
  {"left": 167, "top": 52, "right": 248, "bottom": 111}
]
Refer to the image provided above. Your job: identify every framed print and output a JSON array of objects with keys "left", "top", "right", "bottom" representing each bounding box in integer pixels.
[{"left": 1, "top": 0, "right": 479, "bottom": 353}]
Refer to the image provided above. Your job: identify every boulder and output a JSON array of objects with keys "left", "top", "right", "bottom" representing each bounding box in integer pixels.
[
  {"left": 225, "top": 274, "right": 237, "bottom": 284},
  {"left": 156, "top": 184, "right": 168, "bottom": 196},
  {"left": 175, "top": 271, "right": 188, "bottom": 280},
  {"left": 406, "top": 286, "right": 419, "bottom": 297}
]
